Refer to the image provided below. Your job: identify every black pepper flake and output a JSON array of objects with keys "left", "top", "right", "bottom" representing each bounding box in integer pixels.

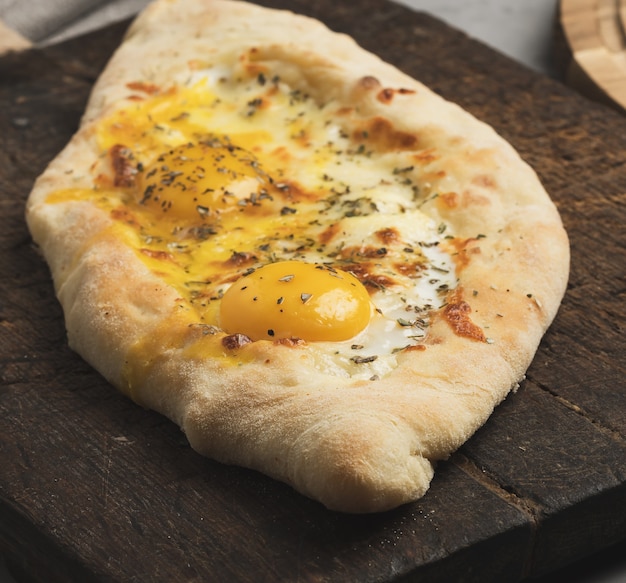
[
  {"left": 392, "top": 165, "right": 414, "bottom": 174},
  {"left": 392, "top": 345, "right": 411, "bottom": 354},
  {"left": 351, "top": 355, "right": 378, "bottom": 364},
  {"left": 300, "top": 293, "right": 312, "bottom": 304},
  {"left": 140, "top": 183, "right": 156, "bottom": 204},
  {"left": 188, "top": 224, "right": 217, "bottom": 240},
  {"left": 170, "top": 111, "right": 190, "bottom": 122},
  {"left": 267, "top": 329, "right": 275, "bottom": 337},
  {"left": 278, "top": 274, "right": 294, "bottom": 282},
  {"left": 280, "top": 206, "right": 297, "bottom": 215},
  {"left": 277, "top": 297, "right": 284, "bottom": 304},
  {"left": 196, "top": 205, "right": 210, "bottom": 217}
]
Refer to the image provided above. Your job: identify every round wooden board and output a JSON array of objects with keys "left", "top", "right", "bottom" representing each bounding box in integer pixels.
[{"left": 560, "top": 0, "right": 626, "bottom": 112}]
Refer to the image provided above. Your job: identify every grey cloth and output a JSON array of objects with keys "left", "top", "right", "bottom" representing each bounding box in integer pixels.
[
  {"left": 0, "top": 0, "right": 149, "bottom": 44},
  {"left": 0, "top": 0, "right": 106, "bottom": 41}
]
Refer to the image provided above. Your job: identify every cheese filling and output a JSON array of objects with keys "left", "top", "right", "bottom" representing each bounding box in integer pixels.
[{"left": 51, "top": 62, "right": 458, "bottom": 378}]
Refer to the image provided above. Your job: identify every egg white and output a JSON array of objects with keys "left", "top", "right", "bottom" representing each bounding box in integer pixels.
[{"left": 99, "top": 64, "right": 459, "bottom": 378}]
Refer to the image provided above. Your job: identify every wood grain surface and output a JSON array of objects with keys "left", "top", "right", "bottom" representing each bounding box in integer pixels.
[
  {"left": 559, "top": 0, "right": 626, "bottom": 112},
  {"left": 1, "top": 1, "right": 626, "bottom": 581}
]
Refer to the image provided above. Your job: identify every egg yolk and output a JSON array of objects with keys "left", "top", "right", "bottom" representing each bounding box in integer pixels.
[
  {"left": 220, "top": 261, "right": 372, "bottom": 342},
  {"left": 136, "top": 138, "right": 273, "bottom": 221}
]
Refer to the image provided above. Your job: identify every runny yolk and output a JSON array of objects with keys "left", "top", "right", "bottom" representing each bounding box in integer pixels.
[
  {"left": 219, "top": 261, "right": 372, "bottom": 342},
  {"left": 136, "top": 138, "right": 273, "bottom": 221}
]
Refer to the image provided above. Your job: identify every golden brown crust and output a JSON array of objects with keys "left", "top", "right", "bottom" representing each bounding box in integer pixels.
[{"left": 25, "top": 0, "right": 569, "bottom": 512}]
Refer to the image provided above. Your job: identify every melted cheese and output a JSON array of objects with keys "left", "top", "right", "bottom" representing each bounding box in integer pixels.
[{"left": 50, "top": 66, "right": 458, "bottom": 378}]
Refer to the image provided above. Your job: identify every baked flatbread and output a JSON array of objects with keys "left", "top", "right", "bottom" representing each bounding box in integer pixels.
[{"left": 25, "top": 0, "right": 569, "bottom": 512}]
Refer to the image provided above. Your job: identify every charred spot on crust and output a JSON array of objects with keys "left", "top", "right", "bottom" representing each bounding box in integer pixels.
[
  {"left": 222, "top": 333, "right": 252, "bottom": 350},
  {"left": 139, "top": 248, "right": 176, "bottom": 262},
  {"left": 340, "top": 245, "right": 387, "bottom": 259},
  {"left": 445, "top": 237, "right": 483, "bottom": 272},
  {"left": 225, "top": 251, "right": 258, "bottom": 267},
  {"left": 393, "top": 260, "right": 426, "bottom": 278},
  {"left": 404, "top": 344, "right": 427, "bottom": 352},
  {"left": 319, "top": 222, "right": 340, "bottom": 245},
  {"left": 439, "top": 191, "right": 460, "bottom": 209},
  {"left": 472, "top": 174, "right": 498, "bottom": 188},
  {"left": 358, "top": 75, "right": 382, "bottom": 90},
  {"left": 377, "top": 88, "right": 395, "bottom": 104},
  {"left": 274, "top": 337, "right": 306, "bottom": 347},
  {"left": 352, "top": 117, "right": 419, "bottom": 152},
  {"left": 110, "top": 207, "right": 141, "bottom": 228},
  {"left": 412, "top": 149, "right": 440, "bottom": 165},
  {"left": 443, "top": 292, "right": 487, "bottom": 342},
  {"left": 109, "top": 144, "right": 138, "bottom": 188},
  {"left": 340, "top": 262, "right": 396, "bottom": 292},
  {"left": 126, "top": 81, "right": 161, "bottom": 95},
  {"left": 376, "top": 87, "right": 416, "bottom": 104},
  {"left": 375, "top": 227, "right": 400, "bottom": 245}
]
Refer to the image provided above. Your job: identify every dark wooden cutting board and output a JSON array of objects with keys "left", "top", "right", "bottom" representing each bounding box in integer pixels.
[{"left": 1, "top": 1, "right": 626, "bottom": 581}]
